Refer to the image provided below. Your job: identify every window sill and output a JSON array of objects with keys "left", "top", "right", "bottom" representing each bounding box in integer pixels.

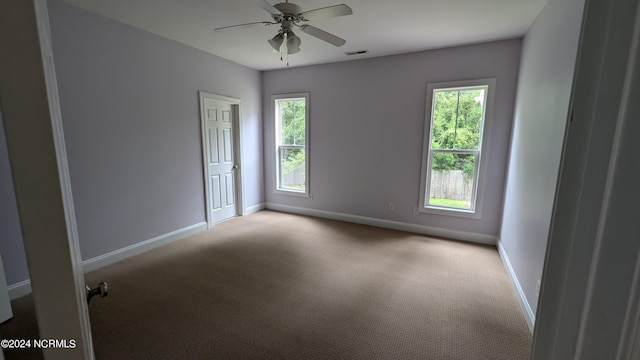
[
  {"left": 419, "top": 206, "right": 481, "bottom": 219},
  {"left": 274, "top": 189, "right": 309, "bottom": 198}
]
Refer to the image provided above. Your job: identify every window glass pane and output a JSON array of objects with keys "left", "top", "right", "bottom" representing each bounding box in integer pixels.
[
  {"left": 431, "top": 88, "right": 485, "bottom": 150},
  {"left": 279, "top": 99, "right": 305, "bottom": 146},
  {"left": 428, "top": 152, "right": 476, "bottom": 209},
  {"left": 455, "top": 89, "right": 484, "bottom": 150},
  {"left": 431, "top": 90, "right": 457, "bottom": 149},
  {"left": 280, "top": 147, "right": 306, "bottom": 191}
]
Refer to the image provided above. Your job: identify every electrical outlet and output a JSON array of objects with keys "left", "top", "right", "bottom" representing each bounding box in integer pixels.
[
  {"left": 388, "top": 202, "right": 395, "bottom": 212},
  {"left": 536, "top": 280, "right": 541, "bottom": 296},
  {"left": 413, "top": 206, "right": 419, "bottom": 215},
  {"left": 308, "top": 193, "right": 313, "bottom": 201}
]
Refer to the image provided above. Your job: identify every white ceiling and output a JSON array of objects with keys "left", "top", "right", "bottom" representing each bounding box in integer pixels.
[{"left": 61, "top": 0, "right": 547, "bottom": 71}]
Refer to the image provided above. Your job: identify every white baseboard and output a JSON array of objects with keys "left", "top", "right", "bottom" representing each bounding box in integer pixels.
[
  {"left": 8, "top": 280, "right": 31, "bottom": 300},
  {"left": 265, "top": 203, "right": 497, "bottom": 245},
  {"left": 82, "top": 222, "right": 207, "bottom": 273},
  {"left": 245, "top": 203, "right": 265, "bottom": 215},
  {"left": 497, "top": 240, "right": 535, "bottom": 333},
  {"left": 8, "top": 221, "right": 207, "bottom": 300}
]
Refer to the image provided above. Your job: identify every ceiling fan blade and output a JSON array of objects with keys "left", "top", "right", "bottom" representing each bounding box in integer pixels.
[
  {"left": 299, "top": 25, "right": 346, "bottom": 47},
  {"left": 254, "top": 0, "right": 282, "bottom": 15},
  {"left": 214, "top": 21, "right": 274, "bottom": 32},
  {"left": 299, "top": 4, "right": 353, "bottom": 21}
]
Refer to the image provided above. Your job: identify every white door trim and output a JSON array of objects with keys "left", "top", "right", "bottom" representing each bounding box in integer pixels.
[
  {"left": 199, "top": 92, "right": 244, "bottom": 227},
  {"left": 532, "top": 0, "right": 640, "bottom": 357}
]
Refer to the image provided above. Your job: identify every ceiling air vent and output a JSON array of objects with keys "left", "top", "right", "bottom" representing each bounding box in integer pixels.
[{"left": 345, "top": 50, "right": 368, "bottom": 56}]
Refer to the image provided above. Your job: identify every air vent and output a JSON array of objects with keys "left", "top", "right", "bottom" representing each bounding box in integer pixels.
[{"left": 345, "top": 50, "right": 369, "bottom": 56}]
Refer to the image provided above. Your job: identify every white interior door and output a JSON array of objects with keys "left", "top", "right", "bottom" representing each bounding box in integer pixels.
[{"left": 202, "top": 96, "right": 238, "bottom": 225}]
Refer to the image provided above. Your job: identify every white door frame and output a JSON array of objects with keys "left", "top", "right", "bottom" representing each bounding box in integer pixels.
[
  {"left": 0, "top": 0, "right": 94, "bottom": 359},
  {"left": 199, "top": 92, "right": 244, "bottom": 227},
  {"left": 532, "top": 0, "right": 640, "bottom": 357}
]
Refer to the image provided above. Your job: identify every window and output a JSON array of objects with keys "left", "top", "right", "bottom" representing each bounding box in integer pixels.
[
  {"left": 274, "top": 93, "right": 309, "bottom": 196},
  {"left": 418, "top": 79, "right": 495, "bottom": 218}
]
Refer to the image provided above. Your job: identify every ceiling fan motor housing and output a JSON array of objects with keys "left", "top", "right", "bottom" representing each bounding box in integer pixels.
[{"left": 273, "top": 2, "right": 303, "bottom": 22}]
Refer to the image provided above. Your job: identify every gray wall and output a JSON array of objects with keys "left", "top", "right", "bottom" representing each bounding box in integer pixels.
[
  {"left": 0, "top": 0, "right": 263, "bottom": 286},
  {"left": 262, "top": 39, "right": 521, "bottom": 237},
  {"left": 499, "top": 0, "right": 584, "bottom": 316},
  {"left": 0, "top": 111, "right": 29, "bottom": 285}
]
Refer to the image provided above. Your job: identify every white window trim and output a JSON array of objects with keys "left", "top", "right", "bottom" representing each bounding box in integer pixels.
[
  {"left": 273, "top": 92, "right": 310, "bottom": 197},
  {"left": 418, "top": 78, "right": 496, "bottom": 219}
]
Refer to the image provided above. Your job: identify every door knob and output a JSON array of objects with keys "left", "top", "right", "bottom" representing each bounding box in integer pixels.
[
  {"left": 86, "top": 281, "right": 108, "bottom": 304},
  {"left": 232, "top": 164, "right": 238, "bottom": 170}
]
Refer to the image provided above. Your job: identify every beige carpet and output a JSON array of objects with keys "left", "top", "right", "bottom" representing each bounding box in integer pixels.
[{"left": 0, "top": 210, "right": 531, "bottom": 359}]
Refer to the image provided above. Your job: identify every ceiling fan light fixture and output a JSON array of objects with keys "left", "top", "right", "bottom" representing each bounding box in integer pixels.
[
  {"left": 268, "top": 33, "right": 284, "bottom": 51},
  {"left": 286, "top": 32, "right": 301, "bottom": 54}
]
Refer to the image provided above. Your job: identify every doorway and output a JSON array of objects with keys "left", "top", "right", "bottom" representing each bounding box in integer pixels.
[{"left": 199, "top": 92, "right": 243, "bottom": 227}]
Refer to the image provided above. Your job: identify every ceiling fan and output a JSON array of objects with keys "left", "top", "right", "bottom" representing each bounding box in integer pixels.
[{"left": 214, "top": 0, "right": 353, "bottom": 55}]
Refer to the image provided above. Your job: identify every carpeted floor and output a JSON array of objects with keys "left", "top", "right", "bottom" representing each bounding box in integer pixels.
[{"left": 0, "top": 211, "right": 532, "bottom": 359}]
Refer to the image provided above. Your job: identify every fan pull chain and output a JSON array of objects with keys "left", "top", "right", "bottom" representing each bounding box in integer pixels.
[
  {"left": 273, "top": 32, "right": 293, "bottom": 66},
  {"left": 281, "top": 32, "right": 289, "bottom": 66}
]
